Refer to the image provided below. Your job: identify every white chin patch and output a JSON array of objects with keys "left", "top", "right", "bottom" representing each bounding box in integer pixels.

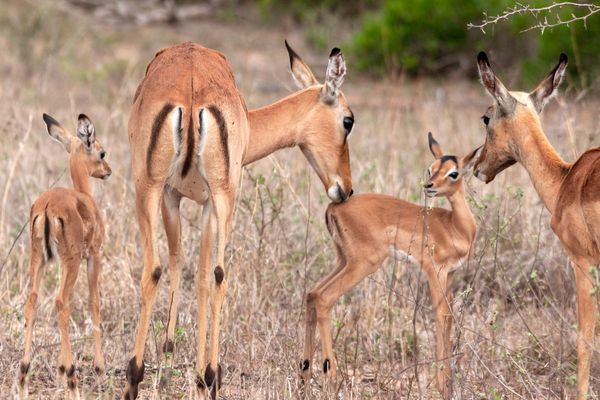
[
  {"left": 327, "top": 185, "right": 342, "bottom": 202},
  {"left": 475, "top": 171, "right": 487, "bottom": 182}
]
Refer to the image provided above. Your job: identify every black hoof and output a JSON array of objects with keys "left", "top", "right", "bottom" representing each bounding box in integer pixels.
[
  {"left": 125, "top": 356, "right": 145, "bottom": 399},
  {"left": 163, "top": 339, "right": 175, "bottom": 354},
  {"left": 323, "top": 358, "right": 330, "bottom": 374},
  {"left": 204, "top": 364, "right": 222, "bottom": 400}
]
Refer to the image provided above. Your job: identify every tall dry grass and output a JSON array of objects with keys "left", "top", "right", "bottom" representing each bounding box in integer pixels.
[{"left": 0, "top": 1, "right": 599, "bottom": 398}]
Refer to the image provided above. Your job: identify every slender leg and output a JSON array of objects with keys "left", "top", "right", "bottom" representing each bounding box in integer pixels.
[
  {"left": 123, "top": 182, "right": 164, "bottom": 400},
  {"left": 161, "top": 188, "right": 183, "bottom": 366},
  {"left": 87, "top": 255, "right": 105, "bottom": 375},
  {"left": 302, "top": 249, "right": 346, "bottom": 383},
  {"left": 571, "top": 258, "right": 598, "bottom": 400},
  {"left": 312, "top": 257, "right": 378, "bottom": 384},
  {"left": 195, "top": 203, "right": 214, "bottom": 398},
  {"left": 55, "top": 256, "right": 81, "bottom": 400},
  {"left": 426, "top": 266, "right": 453, "bottom": 400},
  {"left": 204, "top": 192, "right": 234, "bottom": 399},
  {"left": 19, "top": 247, "right": 45, "bottom": 397}
]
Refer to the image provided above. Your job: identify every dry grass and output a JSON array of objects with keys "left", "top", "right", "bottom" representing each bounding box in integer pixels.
[{"left": 0, "top": 1, "right": 599, "bottom": 399}]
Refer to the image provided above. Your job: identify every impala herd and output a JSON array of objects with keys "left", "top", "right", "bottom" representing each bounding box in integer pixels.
[{"left": 15, "top": 41, "right": 599, "bottom": 399}]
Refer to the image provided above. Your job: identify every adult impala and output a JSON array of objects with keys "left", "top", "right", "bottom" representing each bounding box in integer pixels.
[
  {"left": 302, "top": 133, "right": 480, "bottom": 399},
  {"left": 473, "top": 52, "right": 599, "bottom": 398},
  {"left": 19, "top": 114, "right": 111, "bottom": 399},
  {"left": 124, "top": 41, "right": 353, "bottom": 399}
]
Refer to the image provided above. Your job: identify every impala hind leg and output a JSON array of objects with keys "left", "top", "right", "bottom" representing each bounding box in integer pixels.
[
  {"left": 19, "top": 247, "right": 45, "bottom": 397},
  {"left": 195, "top": 204, "right": 214, "bottom": 398},
  {"left": 426, "top": 267, "right": 454, "bottom": 400},
  {"left": 203, "top": 192, "right": 234, "bottom": 400},
  {"left": 302, "top": 250, "right": 346, "bottom": 383},
  {"left": 161, "top": 188, "right": 183, "bottom": 366},
  {"left": 55, "top": 256, "right": 80, "bottom": 400},
  {"left": 312, "top": 258, "right": 378, "bottom": 386},
  {"left": 87, "top": 255, "right": 105, "bottom": 376},
  {"left": 124, "top": 183, "right": 163, "bottom": 400},
  {"left": 571, "top": 258, "right": 598, "bottom": 400}
]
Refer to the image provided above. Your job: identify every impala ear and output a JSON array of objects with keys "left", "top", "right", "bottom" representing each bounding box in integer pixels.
[
  {"left": 477, "top": 52, "right": 516, "bottom": 114},
  {"left": 529, "top": 53, "right": 568, "bottom": 114},
  {"left": 285, "top": 40, "right": 318, "bottom": 89},
  {"left": 461, "top": 146, "right": 483, "bottom": 173},
  {"left": 43, "top": 113, "right": 71, "bottom": 152},
  {"left": 321, "top": 47, "right": 346, "bottom": 103},
  {"left": 428, "top": 132, "right": 443, "bottom": 159},
  {"left": 77, "top": 114, "right": 95, "bottom": 150}
]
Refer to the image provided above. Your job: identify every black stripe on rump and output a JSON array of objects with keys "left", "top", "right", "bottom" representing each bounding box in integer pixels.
[
  {"left": 181, "top": 111, "right": 195, "bottom": 178},
  {"left": 44, "top": 206, "right": 52, "bottom": 260},
  {"left": 146, "top": 103, "right": 175, "bottom": 175},
  {"left": 207, "top": 105, "right": 230, "bottom": 177}
]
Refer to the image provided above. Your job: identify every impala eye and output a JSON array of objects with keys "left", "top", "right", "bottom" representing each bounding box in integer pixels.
[
  {"left": 482, "top": 115, "right": 490, "bottom": 126},
  {"left": 100, "top": 150, "right": 106, "bottom": 159},
  {"left": 448, "top": 171, "right": 459, "bottom": 180},
  {"left": 343, "top": 116, "right": 354, "bottom": 133}
]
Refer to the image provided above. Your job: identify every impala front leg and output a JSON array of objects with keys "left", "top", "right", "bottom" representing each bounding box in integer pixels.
[
  {"left": 161, "top": 188, "right": 183, "bottom": 366},
  {"left": 571, "top": 258, "right": 598, "bottom": 400},
  {"left": 124, "top": 183, "right": 163, "bottom": 400},
  {"left": 195, "top": 203, "right": 214, "bottom": 398},
  {"left": 204, "top": 192, "right": 234, "bottom": 400},
  {"left": 86, "top": 254, "right": 105, "bottom": 375},
  {"left": 426, "top": 266, "right": 454, "bottom": 400}
]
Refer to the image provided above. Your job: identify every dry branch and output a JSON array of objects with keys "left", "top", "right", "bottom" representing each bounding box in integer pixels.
[{"left": 468, "top": 2, "right": 600, "bottom": 33}]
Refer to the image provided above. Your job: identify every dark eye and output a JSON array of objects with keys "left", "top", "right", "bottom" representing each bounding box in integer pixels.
[
  {"left": 343, "top": 116, "right": 354, "bottom": 133},
  {"left": 448, "top": 172, "right": 459, "bottom": 180},
  {"left": 100, "top": 150, "right": 106, "bottom": 159},
  {"left": 482, "top": 115, "right": 490, "bottom": 126}
]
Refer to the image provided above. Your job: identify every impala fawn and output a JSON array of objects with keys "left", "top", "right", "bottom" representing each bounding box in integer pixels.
[
  {"left": 18, "top": 113, "right": 111, "bottom": 399},
  {"left": 302, "top": 133, "right": 480, "bottom": 399}
]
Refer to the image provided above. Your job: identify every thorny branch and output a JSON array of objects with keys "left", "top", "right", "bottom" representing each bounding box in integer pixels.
[{"left": 468, "top": 2, "right": 600, "bottom": 33}]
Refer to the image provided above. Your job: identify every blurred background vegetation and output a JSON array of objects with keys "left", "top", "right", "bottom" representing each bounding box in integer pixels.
[{"left": 258, "top": 0, "right": 600, "bottom": 89}]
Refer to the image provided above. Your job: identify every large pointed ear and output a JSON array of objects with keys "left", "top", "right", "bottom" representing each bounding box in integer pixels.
[
  {"left": 428, "top": 132, "right": 443, "bottom": 159},
  {"left": 285, "top": 40, "right": 318, "bottom": 89},
  {"left": 321, "top": 47, "right": 346, "bottom": 102},
  {"left": 529, "top": 53, "right": 568, "bottom": 114},
  {"left": 461, "top": 146, "right": 483, "bottom": 173},
  {"left": 477, "top": 52, "right": 516, "bottom": 114},
  {"left": 77, "top": 114, "right": 95, "bottom": 150},
  {"left": 43, "top": 113, "right": 72, "bottom": 152}
]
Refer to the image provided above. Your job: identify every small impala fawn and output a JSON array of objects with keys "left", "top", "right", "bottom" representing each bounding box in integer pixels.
[
  {"left": 18, "top": 114, "right": 111, "bottom": 399},
  {"left": 302, "top": 133, "right": 481, "bottom": 399}
]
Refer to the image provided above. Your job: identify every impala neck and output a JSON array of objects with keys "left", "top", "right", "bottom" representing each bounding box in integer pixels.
[
  {"left": 446, "top": 184, "right": 476, "bottom": 240},
  {"left": 70, "top": 160, "right": 92, "bottom": 196},
  {"left": 244, "top": 89, "right": 315, "bottom": 165},
  {"left": 513, "top": 121, "right": 569, "bottom": 214}
]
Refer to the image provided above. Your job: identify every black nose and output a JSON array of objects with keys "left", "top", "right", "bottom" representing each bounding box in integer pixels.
[
  {"left": 349, "top": 189, "right": 354, "bottom": 197},
  {"left": 424, "top": 182, "right": 433, "bottom": 188}
]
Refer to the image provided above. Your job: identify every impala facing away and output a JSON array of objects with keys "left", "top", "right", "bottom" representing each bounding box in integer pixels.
[
  {"left": 124, "top": 41, "right": 353, "bottom": 399},
  {"left": 473, "top": 52, "right": 599, "bottom": 398},
  {"left": 19, "top": 114, "right": 111, "bottom": 399},
  {"left": 302, "top": 133, "right": 480, "bottom": 399}
]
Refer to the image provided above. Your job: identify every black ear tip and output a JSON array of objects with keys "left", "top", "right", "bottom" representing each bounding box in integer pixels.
[
  {"left": 284, "top": 39, "right": 290, "bottom": 49},
  {"left": 329, "top": 47, "right": 341, "bottom": 57},
  {"left": 559, "top": 53, "right": 568, "bottom": 63},
  {"left": 428, "top": 131, "right": 433, "bottom": 140},
  {"left": 42, "top": 113, "right": 58, "bottom": 127},
  {"left": 78, "top": 113, "right": 89, "bottom": 121},
  {"left": 477, "top": 51, "right": 489, "bottom": 64}
]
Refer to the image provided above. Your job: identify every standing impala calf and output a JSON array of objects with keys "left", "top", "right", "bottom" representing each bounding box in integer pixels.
[
  {"left": 18, "top": 114, "right": 111, "bottom": 399},
  {"left": 124, "top": 41, "right": 353, "bottom": 399},
  {"left": 473, "top": 52, "right": 599, "bottom": 399},
  {"left": 302, "top": 133, "right": 480, "bottom": 399}
]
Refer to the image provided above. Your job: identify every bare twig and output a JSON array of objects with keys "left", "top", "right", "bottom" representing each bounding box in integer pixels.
[{"left": 468, "top": 2, "right": 600, "bottom": 33}]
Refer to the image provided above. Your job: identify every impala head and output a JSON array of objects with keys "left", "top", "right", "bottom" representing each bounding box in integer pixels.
[
  {"left": 285, "top": 40, "right": 353, "bottom": 203},
  {"left": 473, "top": 52, "right": 568, "bottom": 183},
  {"left": 42, "top": 113, "right": 112, "bottom": 180},
  {"left": 423, "top": 132, "right": 481, "bottom": 198}
]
